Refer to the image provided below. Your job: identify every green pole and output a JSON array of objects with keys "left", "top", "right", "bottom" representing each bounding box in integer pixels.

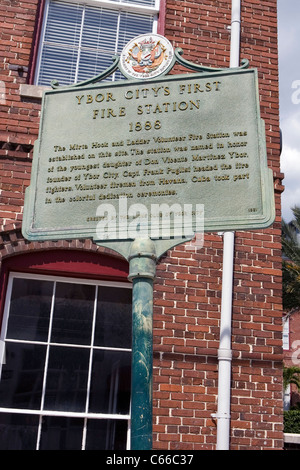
[{"left": 128, "top": 238, "right": 157, "bottom": 451}]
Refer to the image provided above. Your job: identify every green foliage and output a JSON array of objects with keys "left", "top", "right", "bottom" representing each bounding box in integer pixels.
[
  {"left": 283, "top": 366, "right": 300, "bottom": 391},
  {"left": 284, "top": 410, "right": 300, "bottom": 433},
  {"left": 282, "top": 206, "right": 300, "bottom": 311},
  {"left": 282, "top": 262, "right": 300, "bottom": 310}
]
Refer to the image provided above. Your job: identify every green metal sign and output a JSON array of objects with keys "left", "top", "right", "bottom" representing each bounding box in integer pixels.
[{"left": 22, "top": 56, "right": 275, "bottom": 248}]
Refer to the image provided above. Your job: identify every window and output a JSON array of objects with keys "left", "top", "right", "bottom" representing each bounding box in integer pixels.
[
  {"left": 283, "top": 316, "right": 289, "bottom": 350},
  {"left": 0, "top": 273, "right": 132, "bottom": 450},
  {"left": 35, "top": 0, "right": 160, "bottom": 86}
]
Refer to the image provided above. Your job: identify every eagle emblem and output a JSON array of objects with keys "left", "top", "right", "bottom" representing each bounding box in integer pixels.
[
  {"left": 129, "top": 37, "right": 165, "bottom": 73},
  {"left": 121, "top": 34, "right": 174, "bottom": 79}
]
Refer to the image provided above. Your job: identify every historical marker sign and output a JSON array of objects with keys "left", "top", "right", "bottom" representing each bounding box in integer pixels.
[{"left": 22, "top": 64, "right": 275, "bottom": 243}]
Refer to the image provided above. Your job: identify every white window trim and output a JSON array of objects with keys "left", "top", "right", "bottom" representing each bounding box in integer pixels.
[
  {"left": 284, "top": 384, "right": 291, "bottom": 411},
  {"left": 57, "top": 0, "right": 160, "bottom": 16},
  {"left": 0, "top": 271, "right": 132, "bottom": 450},
  {"left": 34, "top": 0, "right": 159, "bottom": 86},
  {"left": 3, "top": 270, "right": 132, "bottom": 287},
  {"left": 283, "top": 316, "right": 290, "bottom": 350}
]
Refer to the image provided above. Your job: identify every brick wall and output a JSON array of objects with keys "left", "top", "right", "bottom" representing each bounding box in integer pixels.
[
  {"left": 0, "top": 0, "right": 283, "bottom": 450},
  {"left": 0, "top": 0, "right": 39, "bottom": 229}
]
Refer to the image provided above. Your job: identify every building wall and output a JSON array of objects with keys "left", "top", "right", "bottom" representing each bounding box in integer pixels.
[{"left": 0, "top": 0, "right": 284, "bottom": 450}]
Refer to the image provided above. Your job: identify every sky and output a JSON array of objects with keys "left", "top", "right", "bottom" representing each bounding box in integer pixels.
[{"left": 278, "top": 0, "right": 300, "bottom": 222}]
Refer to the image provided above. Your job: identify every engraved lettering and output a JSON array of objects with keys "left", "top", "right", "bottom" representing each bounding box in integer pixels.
[
  {"left": 147, "top": 147, "right": 171, "bottom": 155},
  {"left": 159, "top": 177, "right": 186, "bottom": 185},
  {"left": 153, "top": 136, "right": 186, "bottom": 143},
  {"left": 228, "top": 141, "right": 248, "bottom": 148},
  {"left": 193, "top": 164, "right": 218, "bottom": 172},
  {"left": 92, "top": 107, "right": 126, "bottom": 119},
  {"left": 144, "top": 158, "right": 159, "bottom": 165},
  {"left": 189, "top": 134, "right": 203, "bottom": 140},
  {"left": 229, "top": 151, "right": 248, "bottom": 158},
  {"left": 192, "top": 154, "right": 225, "bottom": 161},
  {"left": 123, "top": 170, "right": 140, "bottom": 178},
  {"left": 235, "top": 162, "right": 249, "bottom": 169},
  {"left": 143, "top": 168, "right": 163, "bottom": 176},
  {"left": 140, "top": 180, "right": 156, "bottom": 186},
  {"left": 91, "top": 142, "right": 108, "bottom": 148},
  {"left": 220, "top": 163, "right": 232, "bottom": 170},
  {"left": 114, "top": 150, "right": 128, "bottom": 156},
  {"left": 191, "top": 143, "right": 213, "bottom": 151},
  {"left": 76, "top": 95, "right": 84, "bottom": 105},
  {"left": 233, "top": 131, "right": 247, "bottom": 136},
  {"left": 166, "top": 166, "right": 191, "bottom": 175},
  {"left": 192, "top": 176, "right": 211, "bottom": 183},
  {"left": 83, "top": 173, "right": 100, "bottom": 180},
  {"left": 162, "top": 156, "right": 188, "bottom": 163},
  {"left": 103, "top": 172, "right": 119, "bottom": 179},
  {"left": 207, "top": 132, "right": 230, "bottom": 139},
  {"left": 233, "top": 173, "right": 249, "bottom": 181},
  {"left": 54, "top": 145, "right": 66, "bottom": 152},
  {"left": 69, "top": 143, "right": 88, "bottom": 151},
  {"left": 214, "top": 174, "right": 230, "bottom": 181},
  {"left": 103, "top": 160, "right": 131, "bottom": 169},
  {"left": 47, "top": 176, "right": 71, "bottom": 183}
]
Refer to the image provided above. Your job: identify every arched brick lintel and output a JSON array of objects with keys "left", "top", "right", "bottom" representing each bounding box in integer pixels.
[{"left": 0, "top": 226, "right": 130, "bottom": 322}]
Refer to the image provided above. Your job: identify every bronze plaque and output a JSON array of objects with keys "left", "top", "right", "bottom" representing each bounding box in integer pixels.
[{"left": 23, "top": 68, "right": 275, "bottom": 242}]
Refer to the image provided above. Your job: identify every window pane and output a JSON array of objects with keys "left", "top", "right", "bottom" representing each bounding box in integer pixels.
[
  {"left": 0, "top": 413, "right": 39, "bottom": 450},
  {"left": 0, "top": 343, "right": 46, "bottom": 410},
  {"left": 76, "top": 6, "right": 120, "bottom": 82},
  {"left": 77, "top": 50, "right": 114, "bottom": 83},
  {"left": 81, "top": 8, "right": 118, "bottom": 52},
  {"left": 6, "top": 278, "right": 53, "bottom": 342},
  {"left": 37, "top": 0, "right": 83, "bottom": 85},
  {"left": 38, "top": 44, "right": 78, "bottom": 86},
  {"left": 39, "top": 416, "right": 84, "bottom": 450},
  {"left": 89, "top": 349, "right": 131, "bottom": 414},
  {"left": 117, "top": 12, "right": 154, "bottom": 52},
  {"left": 44, "top": 1, "right": 83, "bottom": 46},
  {"left": 86, "top": 418, "right": 128, "bottom": 450},
  {"left": 51, "top": 282, "right": 95, "bottom": 345},
  {"left": 95, "top": 287, "right": 132, "bottom": 348},
  {"left": 44, "top": 346, "right": 90, "bottom": 412}
]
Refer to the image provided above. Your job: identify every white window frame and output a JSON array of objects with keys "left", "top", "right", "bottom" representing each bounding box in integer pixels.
[
  {"left": 0, "top": 271, "right": 132, "bottom": 450},
  {"left": 283, "top": 316, "right": 290, "bottom": 350},
  {"left": 34, "top": 0, "right": 160, "bottom": 85},
  {"left": 54, "top": 0, "right": 161, "bottom": 15},
  {"left": 284, "top": 384, "right": 291, "bottom": 411}
]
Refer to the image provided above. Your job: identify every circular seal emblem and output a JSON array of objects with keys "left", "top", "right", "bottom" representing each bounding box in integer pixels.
[{"left": 120, "top": 34, "right": 174, "bottom": 80}]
